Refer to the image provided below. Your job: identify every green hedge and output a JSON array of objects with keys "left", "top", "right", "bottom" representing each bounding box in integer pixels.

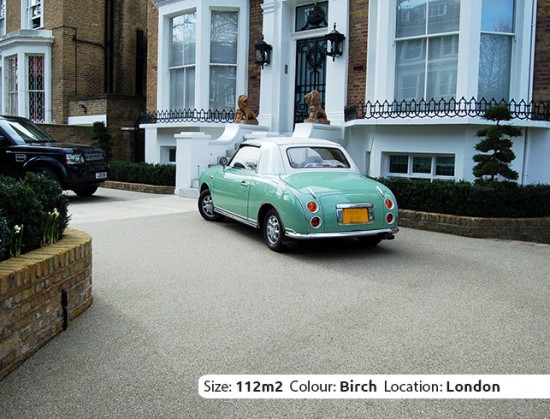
[
  {"left": 0, "top": 173, "right": 70, "bottom": 261},
  {"left": 378, "top": 177, "right": 550, "bottom": 218},
  {"left": 108, "top": 160, "right": 176, "bottom": 186}
]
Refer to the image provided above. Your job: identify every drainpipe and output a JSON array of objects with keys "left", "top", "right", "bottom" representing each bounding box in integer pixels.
[{"left": 104, "top": 0, "right": 115, "bottom": 94}]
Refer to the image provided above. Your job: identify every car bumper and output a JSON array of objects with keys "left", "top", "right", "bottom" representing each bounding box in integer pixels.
[{"left": 284, "top": 227, "right": 399, "bottom": 240}]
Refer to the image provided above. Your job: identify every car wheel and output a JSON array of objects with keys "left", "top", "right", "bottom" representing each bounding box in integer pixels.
[
  {"left": 198, "top": 189, "right": 224, "bottom": 221},
  {"left": 72, "top": 186, "right": 98, "bottom": 196},
  {"left": 263, "top": 209, "right": 292, "bottom": 252},
  {"left": 357, "top": 235, "right": 383, "bottom": 247},
  {"left": 32, "top": 166, "right": 61, "bottom": 183}
]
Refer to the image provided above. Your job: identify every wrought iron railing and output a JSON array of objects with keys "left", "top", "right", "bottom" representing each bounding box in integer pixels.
[
  {"left": 138, "top": 108, "right": 236, "bottom": 124},
  {"left": 344, "top": 97, "right": 550, "bottom": 122}
]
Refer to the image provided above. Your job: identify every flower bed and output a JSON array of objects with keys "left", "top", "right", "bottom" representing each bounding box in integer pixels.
[{"left": 0, "top": 229, "right": 92, "bottom": 381}]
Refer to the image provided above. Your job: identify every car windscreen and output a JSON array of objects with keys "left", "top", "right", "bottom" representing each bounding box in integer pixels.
[
  {"left": 287, "top": 146, "right": 351, "bottom": 169},
  {"left": 0, "top": 119, "right": 54, "bottom": 145}
]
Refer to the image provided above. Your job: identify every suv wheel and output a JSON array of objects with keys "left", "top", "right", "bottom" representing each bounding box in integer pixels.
[
  {"left": 33, "top": 166, "right": 61, "bottom": 183},
  {"left": 72, "top": 186, "right": 98, "bottom": 197}
]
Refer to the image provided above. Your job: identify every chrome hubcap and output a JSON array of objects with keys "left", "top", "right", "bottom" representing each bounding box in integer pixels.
[
  {"left": 202, "top": 195, "right": 214, "bottom": 216},
  {"left": 266, "top": 215, "right": 280, "bottom": 245}
]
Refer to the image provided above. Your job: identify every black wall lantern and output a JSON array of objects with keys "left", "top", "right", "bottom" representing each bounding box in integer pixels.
[
  {"left": 254, "top": 36, "right": 272, "bottom": 68},
  {"left": 324, "top": 23, "right": 345, "bottom": 61}
]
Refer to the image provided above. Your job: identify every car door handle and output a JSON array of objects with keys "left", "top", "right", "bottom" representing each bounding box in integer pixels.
[{"left": 240, "top": 181, "right": 249, "bottom": 187}]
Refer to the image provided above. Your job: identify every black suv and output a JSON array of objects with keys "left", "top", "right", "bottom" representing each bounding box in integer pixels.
[{"left": 0, "top": 115, "right": 109, "bottom": 196}]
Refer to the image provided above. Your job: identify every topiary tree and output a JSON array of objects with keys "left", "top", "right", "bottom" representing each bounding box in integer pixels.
[
  {"left": 91, "top": 121, "right": 113, "bottom": 161},
  {"left": 473, "top": 104, "right": 520, "bottom": 182}
]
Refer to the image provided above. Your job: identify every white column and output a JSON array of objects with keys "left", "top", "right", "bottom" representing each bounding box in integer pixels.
[
  {"left": 175, "top": 132, "right": 211, "bottom": 197},
  {"left": 143, "top": 126, "right": 160, "bottom": 163},
  {"left": 257, "top": 1, "right": 280, "bottom": 131},
  {"left": 324, "top": 0, "right": 350, "bottom": 125}
]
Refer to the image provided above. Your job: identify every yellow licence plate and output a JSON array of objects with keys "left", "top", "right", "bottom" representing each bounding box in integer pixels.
[{"left": 342, "top": 208, "right": 369, "bottom": 224}]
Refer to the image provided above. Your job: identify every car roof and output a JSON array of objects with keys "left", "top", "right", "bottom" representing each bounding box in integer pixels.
[{"left": 241, "top": 137, "right": 342, "bottom": 148}]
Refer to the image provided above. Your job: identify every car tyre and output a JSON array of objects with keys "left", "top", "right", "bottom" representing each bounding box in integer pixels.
[
  {"left": 72, "top": 186, "right": 98, "bottom": 196},
  {"left": 357, "top": 235, "right": 383, "bottom": 247},
  {"left": 198, "top": 189, "right": 224, "bottom": 221},
  {"left": 32, "top": 166, "right": 61, "bottom": 183},
  {"left": 263, "top": 209, "right": 292, "bottom": 252}
]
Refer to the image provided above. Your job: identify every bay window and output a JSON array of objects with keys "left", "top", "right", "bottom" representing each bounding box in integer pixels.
[
  {"left": 209, "top": 10, "right": 238, "bottom": 111},
  {"left": 28, "top": 55, "right": 45, "bottom": 122},
  {"left": 6, "top": 56, "right": 17, "bottom": 115},
  {"left": 395, "top": 0, "right": 460, "bottom": 102},
  {"left": 478, "top": 0, "right": 515, "bottom": 101},
  {"left": 160, "top": 1, "right": 246, "bottom": 113},
  {"left": 169, "top": 12, "right": 196, "bottom": 110},
  {"left": 368, "top": 0, "right": 533, "bottom": 106}
]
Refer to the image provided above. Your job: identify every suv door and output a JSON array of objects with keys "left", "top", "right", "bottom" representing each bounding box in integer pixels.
[{"left": 0, "top": 135, "right": 17, "bottom": 176}]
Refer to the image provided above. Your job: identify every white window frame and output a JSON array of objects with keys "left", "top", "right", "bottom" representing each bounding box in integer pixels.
[
  {"left": 23, "top": 0, "right": 43, "bottom": 30},
  {"left": 366, "top": 0, "right": 536, "bottom": 105},
  {"left": 156, "top": 0, "right": 249, "bottom": 112},
  {"left": 0, "top": 0, "right": 6, "bottom": 37},
  {"left": 168, "top": 10, "right": 197, "bottom": 110},
  {"left": 5, "top": 55, "right": 18, "bottom": 115},
  {"left": 28, "top": 54, "right": 45, "bottom": 122},
  {"left": 209, "top": 8, "right": 239, "bottom": 111},
  {"left": 386, "top": 153, "right": 456, "bottom": 179},
  {"left": 0, "top": 33, "right": 53, "bottom": 122}
]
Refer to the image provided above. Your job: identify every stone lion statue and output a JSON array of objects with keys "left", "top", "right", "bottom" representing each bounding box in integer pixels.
[
  {"left": 235, "top": 95, "right": 258, "bottom": 125},
  {"left": 304, "top": 90, "right": 330, "bottom": 124}
]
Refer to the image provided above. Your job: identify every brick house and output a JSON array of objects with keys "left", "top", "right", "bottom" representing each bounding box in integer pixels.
[
  {"left": 0, "top": 0, "right": 148, "bottom": 160},
  {"left": 145, "top": 0, "right": 550, "bottom": 190}
]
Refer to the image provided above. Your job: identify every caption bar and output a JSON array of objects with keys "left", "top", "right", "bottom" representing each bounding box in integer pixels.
[{"left": 199, "top": 375, "right": 550, "bottom": 399}]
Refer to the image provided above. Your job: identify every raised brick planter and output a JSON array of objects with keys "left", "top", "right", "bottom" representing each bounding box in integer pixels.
[
  {"left": 103, "top": 180, "right": 174, "bottom": 194},
  {"left": 0, "top": 229, "right": 93, "bottom": 381},
  {"left": 399, "top": 209, "right": 550, "bottom": 244}
]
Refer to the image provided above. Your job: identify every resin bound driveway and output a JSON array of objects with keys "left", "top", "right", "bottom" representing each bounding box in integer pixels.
[{"left": 0, "top": 187, "right": 548, "bottom": 417}]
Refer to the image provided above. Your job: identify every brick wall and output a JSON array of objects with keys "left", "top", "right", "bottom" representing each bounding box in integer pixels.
[
  {"left": 534, "top": 0, "right": 550, "bottom": 101},
  {"left": 146, "top": 1, "right": 158, "bottom": 113},
  {"left": 347, "top": 0, "right": 369, "bottom": 105},
  {"left": 247, "top": 0, "right": 263, "bottom": 115},
  {"left": 39, "top": 123, "right": 94, "bottom": 146},
  {"left": 0, "top": 229, "right": 93, "bottom": 381},
  {"left": 399, "top": 210, "right": 550, "bottom": 244}
]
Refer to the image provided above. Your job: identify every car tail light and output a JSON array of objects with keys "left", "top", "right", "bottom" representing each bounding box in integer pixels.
[
  {"left": 307, "top": 201, "right": 318, "bottom": 213},
  {"left": 384, "top": 198, "right": 395, "bottom": 210},
  {"left": 386, "top": 213, "right": 395, "bottom": 224},
  {"left": 310, "top": 216, "right": 321, "bottom": 228}
]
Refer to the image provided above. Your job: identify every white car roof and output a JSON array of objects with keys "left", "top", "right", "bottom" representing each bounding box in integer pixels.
[{"left": 241, "top": 137, "right": 341, "bottom": 148}]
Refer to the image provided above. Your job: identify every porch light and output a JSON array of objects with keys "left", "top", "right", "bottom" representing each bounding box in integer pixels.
[
  {"left": 254, "top": 36, "right": 272, "bottom": 68},
  {"left": 324, "top": 23, "right": 345, "bottom": 61}
]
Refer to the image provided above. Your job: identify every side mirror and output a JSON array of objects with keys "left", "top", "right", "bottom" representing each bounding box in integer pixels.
[
  {"left": 218, "top": 156, "right": 228, "bottom": 167},
  {"left": 0, "top": 135, "right": 7, "bottom": 147}
]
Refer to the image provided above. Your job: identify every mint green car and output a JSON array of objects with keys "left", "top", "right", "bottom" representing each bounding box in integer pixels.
[{"left": 198, "top": 137, "right": 398, "bottom": 251}]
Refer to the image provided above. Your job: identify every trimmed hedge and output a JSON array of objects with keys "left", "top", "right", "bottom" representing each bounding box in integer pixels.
[
  {"left": 108, "top": 160, "right": 176, "bottom": 186},
  {"left": 0, "top": 174, "right": 70, "bottom": 261},
  {"left": 378, "top": 177, "right": 550, "bottom": 218}
]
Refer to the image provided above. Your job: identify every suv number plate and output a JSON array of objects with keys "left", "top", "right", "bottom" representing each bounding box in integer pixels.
[{"left": 95, "top": 172, "right": 108, "bottom": 180}]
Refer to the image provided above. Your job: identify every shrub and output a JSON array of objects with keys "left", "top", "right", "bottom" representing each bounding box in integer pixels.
[
  {"left": 91, "top": 121, "right": 113, "bottom": 161},
  {"left": 378, "top": 177, "right": 550, "bottom": 218},
  {"left": 473, "top": 104, "right": 521, "bottom": 182},
  {"left": 108, "top": 160, "right": 176, "bottom": 186},
  {"left": 0, "top": 214, "right": 9, "bottom": 261},
  {"left": 0, "top": 174, "right": 70, "bottom": 261},
  {"left": 22, "top": 172, "right": 70, "bottom": 232}
]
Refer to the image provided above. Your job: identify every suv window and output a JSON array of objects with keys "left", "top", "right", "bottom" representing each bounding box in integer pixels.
[{"left": 0, "top": 119, "right": 54, "bottom": 145}]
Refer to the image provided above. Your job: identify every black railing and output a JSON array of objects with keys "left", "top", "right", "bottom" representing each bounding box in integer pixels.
[
  {"left": 139, "top": 108, "right": 236, "bottom": 124},
  {"left": 344, "top": 97, "right": 550, "bottom": 122}
]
